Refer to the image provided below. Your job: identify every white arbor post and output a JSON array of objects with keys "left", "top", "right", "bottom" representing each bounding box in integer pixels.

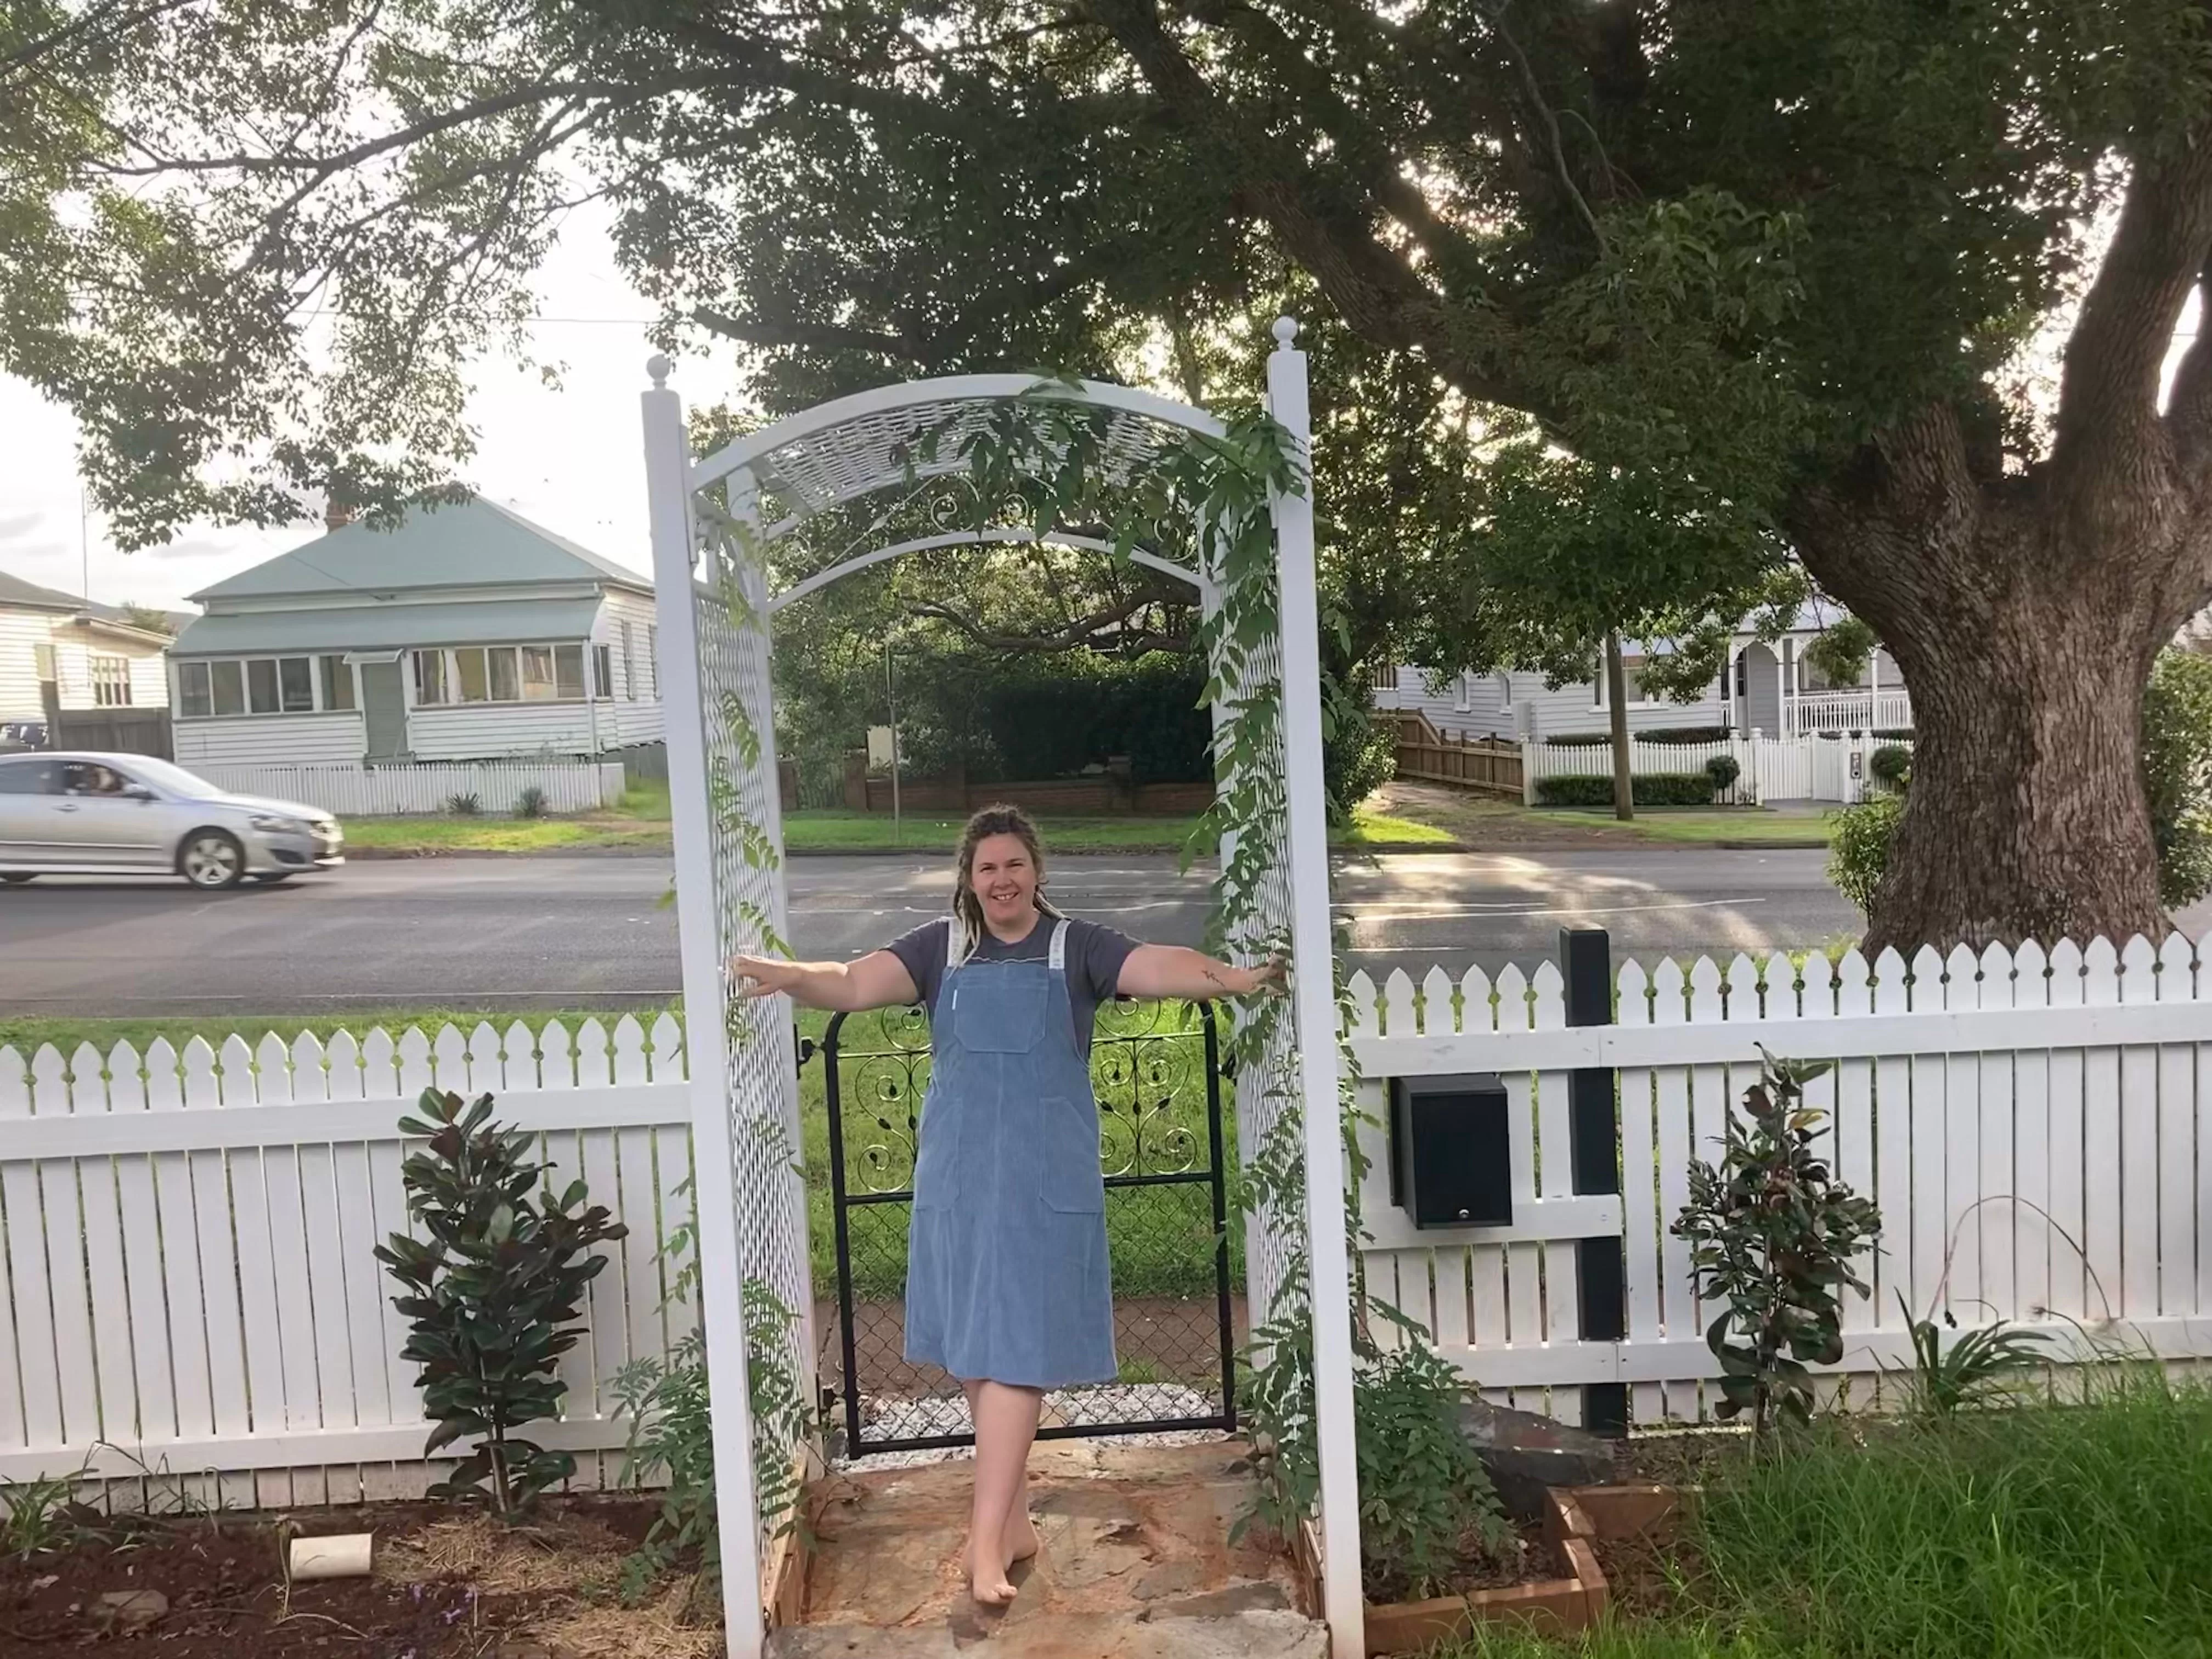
[
  {"left": 1266, "top": 318, "right": 1364, "bottom": 1656},
  {"left": 641, "top": 356, "right": 767, "bottom": 1659}
]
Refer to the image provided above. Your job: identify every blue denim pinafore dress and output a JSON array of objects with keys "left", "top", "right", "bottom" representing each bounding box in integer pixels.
[{"left": 904, "top": 919, "right": 1117, "bottom": 1388}]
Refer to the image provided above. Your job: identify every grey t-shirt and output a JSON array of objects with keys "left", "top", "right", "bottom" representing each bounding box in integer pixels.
[{"left": 885, "top": 915, "right": 1138, "bottom": 1057}]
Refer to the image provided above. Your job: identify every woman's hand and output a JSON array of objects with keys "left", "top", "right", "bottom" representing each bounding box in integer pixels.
[
  {"left": 731, "top": 954, "right": 803, "bottom": 1000},
  {"left": 1233, "top": 953, "right": 1290, "bottom": 997}
]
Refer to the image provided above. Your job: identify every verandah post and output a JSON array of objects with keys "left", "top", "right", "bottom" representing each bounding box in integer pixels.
[
  {"left": 1266, "top": 317, "right": 1365, "bottom": 1657},
  {"left": 642, "top": 356, "right": 766, "bottom": 1659}
]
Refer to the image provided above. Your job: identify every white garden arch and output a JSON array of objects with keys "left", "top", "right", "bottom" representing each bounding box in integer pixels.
[{"left": 640, "top": 321, "right": 1362, "bottom": 1657}]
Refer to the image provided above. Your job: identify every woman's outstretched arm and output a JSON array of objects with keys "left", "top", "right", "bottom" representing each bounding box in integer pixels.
[
  {"left": 1115, "top": 945, "right": 1285, "bottom": 1002},
  {"left": 731, "top": 951, "right": 919, "bottom": 1011}
]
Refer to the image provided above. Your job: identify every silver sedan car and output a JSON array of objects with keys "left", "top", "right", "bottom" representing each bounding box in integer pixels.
[{"left": 0, "top": 752, "right": 343, "bottom": 889}]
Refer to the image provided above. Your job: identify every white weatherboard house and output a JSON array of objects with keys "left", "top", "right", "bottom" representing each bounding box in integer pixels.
[
  {"left": 0, "top": 570, "right": 172, "bottom": 721},
  {"left": 168, "top": 500, "right": 664, "bottom": 767},
  {"left": 1375, "top": 604, "right": 1913, "bottom": 742}
]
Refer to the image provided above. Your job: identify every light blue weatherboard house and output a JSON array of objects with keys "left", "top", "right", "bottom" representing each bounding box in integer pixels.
[{"left": 167, "top": 499, "right": 664, "bottom": 767}]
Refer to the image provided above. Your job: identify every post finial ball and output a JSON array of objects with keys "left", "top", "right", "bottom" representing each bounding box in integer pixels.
[
  {"left": 645, "top": 353, "right": 672, "bottom": 388},
  {"left": 1271, "top": 315, "right": 1299, "bottom": 347}
]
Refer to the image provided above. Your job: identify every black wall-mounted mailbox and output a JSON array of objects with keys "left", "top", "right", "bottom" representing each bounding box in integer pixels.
[{"left": 1389, "top": 1073, "right": 1513, "bottom": 1228}]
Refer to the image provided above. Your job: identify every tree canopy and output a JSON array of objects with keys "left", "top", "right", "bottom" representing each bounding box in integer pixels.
[{"left": 8, "top": 1, "right": 2212, "bottom": 947}]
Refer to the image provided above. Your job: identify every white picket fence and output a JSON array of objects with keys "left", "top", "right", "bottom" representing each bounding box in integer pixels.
[
  {"left": 1346, "top": 932, "right": 2212, "bottom": 1426},
  {"left": 0, "top": 1016, "right": 693, "bottom": 1506},
  {"left": 193, "top": 759, "right": 627, "bottom": 817},
  {"left": 1525, "top": 733, "right": 1910, "bottom": 805}
]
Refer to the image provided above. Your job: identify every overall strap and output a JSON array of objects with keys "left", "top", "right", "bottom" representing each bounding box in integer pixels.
[{"left": 1048, "top": 918, "right": 1071, "bottom": 974}]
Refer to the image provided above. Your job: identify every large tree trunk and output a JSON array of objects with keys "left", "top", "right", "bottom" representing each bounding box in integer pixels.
[{"left": 1788, "top": 407, "right": 2210, "bottom": 956}]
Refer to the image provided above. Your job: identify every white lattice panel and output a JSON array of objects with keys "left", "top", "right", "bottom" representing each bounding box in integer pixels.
[{"left": 691, "top": 507, "right": 812, "bottom": 1571}]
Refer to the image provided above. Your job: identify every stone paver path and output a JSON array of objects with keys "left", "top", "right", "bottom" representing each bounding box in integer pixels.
[{"left": 771, "top": 1438, "right": 1324, "bottom": 1659}]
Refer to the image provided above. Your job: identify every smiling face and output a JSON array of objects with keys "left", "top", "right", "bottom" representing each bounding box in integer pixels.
[{"left": 968, "top": 831, "right": 1041, "bottom": 938}]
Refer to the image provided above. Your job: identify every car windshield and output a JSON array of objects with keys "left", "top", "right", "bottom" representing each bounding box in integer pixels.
[{"left": 116, "top": 757, "right": 227, "bottom": 797}]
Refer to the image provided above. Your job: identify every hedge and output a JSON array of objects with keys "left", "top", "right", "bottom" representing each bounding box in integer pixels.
[
  {"left": 1534, "top": 772, "right": 1717, "bottom": 808},
  {"left": 1542, "top": 725, "right": 1731, "bottom": 747}
]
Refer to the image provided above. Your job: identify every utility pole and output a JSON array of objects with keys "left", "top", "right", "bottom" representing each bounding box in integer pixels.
[
  {"left": 1605, "top": 631, "right": 1634, "bottom": 821},
  {"left": 885, "top": 641, "right": 902, "bottom": 847}
]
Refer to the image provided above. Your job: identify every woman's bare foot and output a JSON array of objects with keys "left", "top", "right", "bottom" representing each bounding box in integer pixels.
[
  {"left": 1006, "top": 1510, "right": 1040, "bottom": 1565},
  {"left": 968, "top": 1545, "right": 1020, "bottom": 1607}
]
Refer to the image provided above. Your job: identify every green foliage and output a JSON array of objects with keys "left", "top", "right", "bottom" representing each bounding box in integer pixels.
[
  {"left": 1537, "top": 772, "right": 1716, "bottom": 808},
  {"left": 1889, "top": 1295, "right": 2052, "bottom": 1418},
  {"left": 1868, "top": 744, "right": 1912, "bottom": 791},
  {"left": 1547, "top": 726, "right": 1733, "bottom": 747},
  {"left": 1828, "top": 791, "right": 1906, "bottom": 917},
  {"left": 444, "top": 792, "right": 481, "bottom": 817},
  {"left": 512, "top": 785, "right": 550, "bottom": 819},
  {"left": 1353, "top": 1340, "right": 1514, "bottom": 1602},
  {"left": 1705, "top": 754, "right": 1742, "bottom": 793},
  {"left": 885, "top": 650, "right": 1212, "bottom": 785},
  {"left": 0, "top": 1471, "right": 93, "bottom": 1559},
  {"left": 1322, "top": 685, "right": 1397, "bottom": 815},
  {"left": 375, "top": 1087, "right": 628, "bottom": 1513},
  {"left": 1672, "top": 1052, "right": 1881, "bottom": 1439},
  {"left": 1803, "top": 617, "right": 1878, "bottom": 689},
  {"left": 2143, "top": 648, "right": 2212, "bottom": 909}
]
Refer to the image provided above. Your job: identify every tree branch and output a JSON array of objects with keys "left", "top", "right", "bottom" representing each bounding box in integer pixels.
[
  {"left": 2164, "top": 261, "right": 2212, "bottom": 478},
  {"left": 2051, "top": 124, "right": 2212, "bottom": 506}
]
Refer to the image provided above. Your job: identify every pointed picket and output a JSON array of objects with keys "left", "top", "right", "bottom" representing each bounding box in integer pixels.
[
  {"left": 576, "top": 1019, "right": 614, "bottom": 1088},
  {"left": 2, "top": 1045, "right": 59, "bottom": 1451},
  {"left": 613, "top": 1016, "right": 650, "bottom": 1085},
  {"left": 1616, "top": 960, "right": 1662, "bottom": 1425},
  {"left": 324, "top": 1030, "right": 363, "bottom": 1101},
  {"left": 396, "top": 1026, "right": 433, "bottom": 1098},
  {"left": 1905, "top": 945, "right": 1943, "bottom": 1013},
  {"left": 1616, "top": 961, "right": 1651, "bottom": 1028},
  {"left": 1763, "top": 954, "right": 1801, "bottom": 1023},
  {"left": 1383, "top": 968, "right": 1418, "bottom": 1037},
  {"left": 2118, "top": 933, "right": 2158, "bottom": 1004},
  {"left": 1653, "top": 957, "right": 1688, "bottom": 1026},
  {"left": 358, "top": 1027, "right": 397, "bottom": 1099},
  {"left": 2158, "top": 932, "right": 2198, "bottom": 1001},
  {"left": 70, "top": 1044, "right": 141, "bottom": 1450},
  {"left": 1725, "top": 952, "right": 1760, "bottom": 1020},
  {"left": 466, "top": 1023, "right": 503, "bottom": 1094},
  {"left": 650, "top": 1012, "right": 687, "bottom": 1081},
  {"left": 431, "top": 1024, "right": 470, "bottom": 1094},
  {"left": 325, "top": 1026, "right": 388, "bottom": 1438},
  {"left": 1834, "top": 949, "right": 1872, "bottom": 1018},
  {"left": 1530, "top": 962, "right": 1565, "bottom": 1030},
  {"left": 539, "top": 1019, "right": 577, "bottom": 1090},
  {"left": 1342, "top": 971, "right": 1378, "bottom": 1037},
  {"left": 1421, "top": 966, "right": 1456, "bottom": 1036},
  {"left": 1942, "top": 943, "right": 1979, "bottom": 1010},
  {"left": 29, "top": 1048, "right": 103, "bottom": 1449},
  {"left": 1459, "top": 966, "right": 1494, "bottom": 1033},
  {"left": 1688, "top": 956, "right": 1724, "bottom": 1024},
  {"left": 2083, "top": 936, "right": 2121, "bottom": 1006},
  {"left": 216, "top": 1035, "right": 257, "bottom": 1107},
  {"left": 503, "top": 1023, "right": 540, "bottom": 1093},
  {"left": 2012, "top": 939, "right": 2050, "bottom": 1008},
  {"left": 1495, "top": 964, "right": 1531, "bottom": 1031}
]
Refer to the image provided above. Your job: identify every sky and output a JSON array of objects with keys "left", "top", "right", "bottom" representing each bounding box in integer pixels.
[{"left": 0, "top": 200, "right": 721, "bottom": 614}]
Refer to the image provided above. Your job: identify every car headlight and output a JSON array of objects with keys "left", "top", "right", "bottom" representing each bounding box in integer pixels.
[{"left": 248, "top": 813, "right": 303, "bottom": 833}]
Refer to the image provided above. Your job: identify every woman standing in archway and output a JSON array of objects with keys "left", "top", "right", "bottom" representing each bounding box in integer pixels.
[{"left": 733, "top": 804, "right": 1279, "bottom": 1606}]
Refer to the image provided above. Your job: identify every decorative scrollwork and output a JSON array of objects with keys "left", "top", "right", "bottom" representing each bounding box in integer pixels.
[{"left": 1093, "top": 1026, "right": 1206, "bottom": 1179}]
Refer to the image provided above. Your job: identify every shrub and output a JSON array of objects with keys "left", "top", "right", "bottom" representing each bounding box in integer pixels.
[
  {"left": 2144, "top": 647, "right": 2212, "bottom": 909},
  {"left": 1705, "top": 753, "right": 1742, "bottom": 797},
  {"left": 1889, "top": 1294, "right": 2051, "bottom": 1417},
  {"left": 377, "top": 1088, "right": 628, "bottom": 1513},
  {"left": 514, "top": 785, "right": 550, "bottom": 819},
  {"left": 1544, "top": 726, "right": 1730, "bottom": 747},
  {"left": 1324, "top": 685, "right": 1397, "bottom": 815},
  {"left": 445, "top": 791, "right": 482, "bottom": 816},
  {"left": 1869, "top": 743, "right": 1912, "bottom": 791},
  {"left": 1827, "top": 791, "right": 1904, "bottom": 916},
  {"left": 1672, "top": 1051, "right": 1881, "bottom": 1438},
  {"left": 1536, "top": 771, "right": 1715, "bottom": 808}
]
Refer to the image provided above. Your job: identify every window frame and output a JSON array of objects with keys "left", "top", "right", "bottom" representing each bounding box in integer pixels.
[
  {"left": 90, "top": 654, "right": 134, "bottom": 707},
  {"left": 1591, "top": 648, "right": 1668, "bottom": 711}
]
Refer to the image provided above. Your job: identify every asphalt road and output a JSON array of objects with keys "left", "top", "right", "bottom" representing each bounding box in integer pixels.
[{"left": 0, "top": 846, "right": 1903, "bottom": 1018}]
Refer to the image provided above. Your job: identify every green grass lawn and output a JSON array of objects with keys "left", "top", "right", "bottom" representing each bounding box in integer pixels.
[
  {"left": 340, "top": 788, "right": 1455, "bottom": 857},
  {"left": 1547, "top": 808, "right": 1835, "bottom": 846},
  {"left": 1448, "top": 1374, "right": 2212, "bottom": 1659}
]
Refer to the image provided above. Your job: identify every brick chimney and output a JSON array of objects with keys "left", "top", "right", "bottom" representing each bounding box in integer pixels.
[{"left": 324, "top": 502, "right": 356, "bottom": 532}]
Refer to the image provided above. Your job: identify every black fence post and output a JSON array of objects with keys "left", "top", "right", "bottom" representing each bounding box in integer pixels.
[{"left": 1561, "top": 926, "right": 1629, "bottom": 1437}]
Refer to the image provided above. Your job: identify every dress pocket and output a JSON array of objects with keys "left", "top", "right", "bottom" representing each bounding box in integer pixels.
[{"left": 1037, "top": 1095, "right": 1105, "bottom": 1214}]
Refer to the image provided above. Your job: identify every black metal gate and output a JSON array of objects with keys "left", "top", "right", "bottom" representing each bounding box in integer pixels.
[{"left": 821, "top": 999, "right": 1237, "bottom": 1455}]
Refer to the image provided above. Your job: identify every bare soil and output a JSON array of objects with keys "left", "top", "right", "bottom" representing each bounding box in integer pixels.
[
  {"left": 1363, "top": 1515, "right": 1566, "bottom": 1606},
  {"left": 1368, "top": 782, "right": 1635, "bottom": 849},
  {"left": 0, "top": 1496, "right": 718, "bottom": 1658}
]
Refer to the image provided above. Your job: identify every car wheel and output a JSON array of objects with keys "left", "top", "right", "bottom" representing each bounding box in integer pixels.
[
  {"left": 178, "top": 830, "right": 247, "bottom": 890},
  {"left": 0, "top": 873, "right": 32, "bottom": 885}
]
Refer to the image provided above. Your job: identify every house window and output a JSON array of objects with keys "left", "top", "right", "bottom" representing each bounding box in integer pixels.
[
  {"left": 320, "top": 655, "right": 355, "bottom": 711},
  {"left": 413, "top": 649, "right": 449, "bottom": 706},
  {"left": 594, "top": 643, "right": 613, "bottom": 698},
  {"left": 33, "top": 644, "right": 54, "bottom": 683},
  {"left": 521, "top": 645, "right": 556, "bottom": 701},
  {"left": 453, "top": 647, "right": 491, "bottom": 702},
  {"left": 211, "top": 659, "right": 245, "bottom": 716},
  {"left": 1454, "top": 673, "right": 1472, "bottom": 713},
  {"left": 620, "top": 620, "right": 637, "bottom": 699},
  {"left": 646, "top": 624, "right": 658, "bottom": 699},
  {"left": 246, "top": 657, "right": 281, "bottom": 714},
  {"left": 488, "top": 645, "right": 520, "bottom": 703},
  {"left": 1494, "top": 673, "right": 1514, "bottom": 711},
  {"left": 178, "top": 661, "right": 212, "bottom": 718},
  {"left": 91, "top": 655, "right": 133, "bottom": 707},
  {"left": 278, "top": 656, "right": 314, "bottom": 712},
  {"left": 1593, "top": 650, "right": 1661, "bottom": 708},
  {"left": 555, "top": 644, "right": 585, "bottom": 700},
  {"left": 1367, "top": 661, "right": 1397, "bottom": 693}
]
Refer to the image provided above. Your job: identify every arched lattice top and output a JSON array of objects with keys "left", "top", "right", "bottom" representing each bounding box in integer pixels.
[{"left": 667, "top": 369, "right": 1228, "bottom": 541}]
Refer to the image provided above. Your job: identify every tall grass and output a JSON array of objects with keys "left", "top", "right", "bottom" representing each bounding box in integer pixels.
[{"left": 1454, "top": 1369, "right": 2212, "bottom": 1659}]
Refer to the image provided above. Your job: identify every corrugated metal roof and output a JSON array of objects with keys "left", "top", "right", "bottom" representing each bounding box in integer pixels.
[
  {"left": 189, "top": 498, "right": 651, "bottom": 601},
  {"left": 170, "top": 596, "right": 603, "bottom": 655}
]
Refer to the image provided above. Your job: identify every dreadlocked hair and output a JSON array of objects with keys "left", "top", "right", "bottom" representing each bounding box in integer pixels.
[{"left": 948, "top": 803, "right": 1064, "bottom": 967}]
